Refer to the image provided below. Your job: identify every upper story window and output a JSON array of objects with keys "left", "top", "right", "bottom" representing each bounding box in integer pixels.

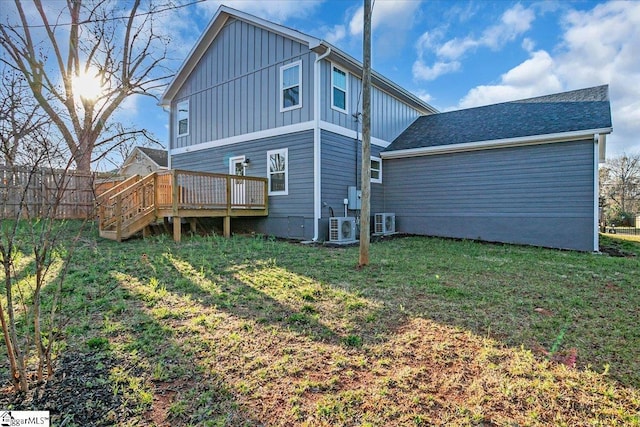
[
  {"left": 267, "top": 148, "right": 288, "bottom": 195},
  {"left": 331, "top": 65, "right": 348, "bottom": 113},
  {"left": 280, "top": 61, "right": 302, "bottom": 112},
  {"left": 371, "top": 156, "right": 382, "bottom": 183},
  {"left": 177, "top": 100, "right": 189, "bottom": 137}
]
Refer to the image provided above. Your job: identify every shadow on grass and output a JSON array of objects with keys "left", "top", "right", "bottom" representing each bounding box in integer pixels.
[{"left": 94, "top": 273, "right": 263, "bottom": 426}]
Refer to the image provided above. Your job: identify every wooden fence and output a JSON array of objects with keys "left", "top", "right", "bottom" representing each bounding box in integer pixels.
[{"left": 0, "top": 165, "right": 96, "bottom": 219}]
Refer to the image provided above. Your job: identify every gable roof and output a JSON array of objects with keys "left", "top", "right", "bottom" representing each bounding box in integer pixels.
[
  {"left": 160, "top": 5, "right": 436, "bottom": 114},
  {"left": 122, "top": 147, "right": 168, "bottom": 169},
  {"left": 138, "top": 147, "right": 168, "bottom": 167},
  {"left": 383, "top": 85, "right": 612, "bottom": 157}
]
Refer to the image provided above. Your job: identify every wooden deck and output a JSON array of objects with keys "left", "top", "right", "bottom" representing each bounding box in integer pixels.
[{"left": 97, "top": 170, "right": 268, "bottom": 242}]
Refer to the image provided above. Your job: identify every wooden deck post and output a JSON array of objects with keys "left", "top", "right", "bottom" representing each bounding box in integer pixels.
[
  {"left": 189, "top": 218, "right": 197, "bottom": 234},
  {"left": 223, "top": 216, "right": 231, "bottom": 238},
  {"left": 173, "top": 217, "right": 182, "bottom": 242},
  {"left": 172, "top": 170, "right": 181, "bottom": 242}
]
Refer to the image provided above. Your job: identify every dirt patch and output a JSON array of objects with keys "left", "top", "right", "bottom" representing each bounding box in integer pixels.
[
  {"left": 0, "top": 352, "right": 134, "bottom": 426},
  {"left": 599, "top": 244, "right": 636, "bottom": 257}
]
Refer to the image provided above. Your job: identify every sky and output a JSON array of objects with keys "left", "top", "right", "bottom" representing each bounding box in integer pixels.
[{"left": 7, "top": 0, "right": 639, "bottom": 167}]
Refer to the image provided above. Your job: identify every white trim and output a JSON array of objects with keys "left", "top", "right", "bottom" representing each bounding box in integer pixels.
[
  {"left": 381, "top": 127, "right": 614, "bottom": 159},
  {"left": 331, "top": 63, "right": 349, "bottom": 114},
  {"left": 370, "top": 156, "right": 382, "bottom": 184},
  {"left": 593, "top": 136, "right": 599, "bottom": 252},
  {"left": 280, "top": 60, "right": 302, "bottom": 112},
  {"left": 176, "top": 100, "right": 190, "bottom": 137},
  {"left": 170, "top": 121, "right": 314, "bottom": 156},
  {"left": 313, "top": 47, "right": 332, "bottom": 241},
  {"left": 319, "top": 121, "right": 390, "bottom": 147},
  {"left": 267, "top": 148, "right": 288, "bottom": 196},
  {"left": 229, "top": 155, "right": 246, "bottom": 176}
]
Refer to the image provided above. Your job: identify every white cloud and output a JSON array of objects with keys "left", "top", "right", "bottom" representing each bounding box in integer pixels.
[
  {"left": 412, "top": 60, "right": 460, "bottom": 81},
  {"left": 413, "top": 3, "right": 535, "bottom": 81},
  {"left": 197, "top": 0, "right": 324, "bottom": 23},
  {"left": 413, "top": 90, "right": 434, "bottom": 104},
  {"left": 521, "top": 37, "right": 536, "bottom": 52},
  {"left": 324, "top": 24, "right": 346, "bottom": 45},
  {"left": 458, "top": 53, "right": 562, "bottom": 108},
  {"left": 349, "top": 0, "right": 423, "bottom": 36},
  {"left": 454, "top": 1, "right": 640, "bottom": 155}
]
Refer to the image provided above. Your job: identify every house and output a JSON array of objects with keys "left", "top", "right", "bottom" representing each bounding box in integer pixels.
[
  {"left": 119, "top": 147, "right": 168, "bottom": 177},
  {"left": 160, "top": 5, "right": 612, "bottom": 251}
]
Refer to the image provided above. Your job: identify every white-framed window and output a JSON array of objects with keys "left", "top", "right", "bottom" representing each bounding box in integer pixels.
[
  {"left": 331, "top": 64, "right": 348, "bottom": 113},
  {"left": 371, "top": 156, "right": 382, "bottom": 183},
  {"left": 177, "top": 100, "right": 189, "bottom": 137},
  {"left": 280, "top": 61, "right": 302, "bottom": 112},
  {"left": 267, "top": 148, "right": 288, "bottom": 195}
]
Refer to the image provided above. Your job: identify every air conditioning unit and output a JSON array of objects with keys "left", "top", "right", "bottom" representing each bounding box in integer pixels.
[
  {"left": 374, "top": 213, "right": 396, "bottom": 235},
  {"left": 329, "top": 217, "right": 357, "bottom": 242}
]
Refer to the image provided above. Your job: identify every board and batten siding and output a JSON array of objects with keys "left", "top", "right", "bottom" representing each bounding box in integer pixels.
[
  {"left": 383, "top": 140, "right": 596, "bottom": 251},
  {"left": 171, "top": 130, "right": 315, "bottom": 239},
  {"left": 319, "top": 61, "right": 422, "bottom": 143},
  {"left": 319, "top": 130, "right": 384, "bottom": 240},
  {"left": 170, "top": 18, "right": 314, "bottom": 150}
]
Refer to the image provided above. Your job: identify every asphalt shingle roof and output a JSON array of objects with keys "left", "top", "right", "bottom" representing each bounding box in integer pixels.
[
  {"left": 385, "top": 85, "right": 612, "bottom": 152},
  {"left": 138, "top": 147, "right": 168, "bottom": 167}
]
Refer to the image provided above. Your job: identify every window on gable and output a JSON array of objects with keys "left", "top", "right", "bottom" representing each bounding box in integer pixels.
[
  {"left": 268, "top": 148, "right": 288, "bottom": 195},
  {"left": 177, "top": 100, "right": 189, "bottom": 137},
  {"left": 371, "top": 156, "right": 382, "bottom": 183},
  {"left": 280, "top": 61, "right": 302, "bottom": 112},
  {"left": 332, "top": 65, "right": 348, "bottom": 113}
]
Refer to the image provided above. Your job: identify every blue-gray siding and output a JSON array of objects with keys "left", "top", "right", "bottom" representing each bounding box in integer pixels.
[
  {"left": 319, "top": 62, "right": 422, "bottom": 143},
  {"left": 319, "top": 130, "right": 383, "bottom": 240},
  {"left": 171, "top": 18, "right": 314, "bottom": 150},
  {"left": 383, "top": 140, "right": 596, "bottom": 251},
  {"left": 171, "top": 130, "right": 315, "bottom": 239}
]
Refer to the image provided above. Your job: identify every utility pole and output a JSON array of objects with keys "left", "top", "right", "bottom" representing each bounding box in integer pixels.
[{"left": 359, "top": 0, "right": 372, "bottom": 267}]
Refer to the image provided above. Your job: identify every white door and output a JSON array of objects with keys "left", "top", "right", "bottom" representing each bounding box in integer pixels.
[{"left": 229, "top": 156, "right": 246, "bottom": 206}]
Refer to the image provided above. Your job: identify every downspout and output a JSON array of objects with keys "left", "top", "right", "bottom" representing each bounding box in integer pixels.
[
  {"left": 312, "top": 47, "right": 332, "bottom": 241},
  {"left": 593, "top": 134, "right": 601, "bottom": 252},
  {"left": 163, "top": 105, "right": 172, "bottom": 169}
]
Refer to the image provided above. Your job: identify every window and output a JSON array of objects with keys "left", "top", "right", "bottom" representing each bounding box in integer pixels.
[
  {"left": 177, "top": 100, "right": 189, "bottom": 136},
  {"left": 280, "top": 61, "right": 302, "bottom": 112},
  {"left": 267, "top": 148, "right": 288, "bottom": 195},
  {"left": 371, "top": 156, "right": 382, "bottom": 183},
  {"left": 331, "top": 65, "right": 348, "bottom": 113}
]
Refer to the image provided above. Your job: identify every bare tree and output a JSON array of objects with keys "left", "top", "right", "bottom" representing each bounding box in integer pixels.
[
  {"left": 600, "top": 153, "right": 640, "bottom": 225},
  {"left": 0, "top": 0, "right": 173, "bottom": 173},
  {"left": 0, "top": 67, "right": 49, "bottom": 167},
  {"left": 1, "top": 108, "right": 81, "bottom": 393}
]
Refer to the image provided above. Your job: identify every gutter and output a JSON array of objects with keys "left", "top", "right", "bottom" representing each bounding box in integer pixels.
[
  {"left": 312, "top": 47, "right": 332, "bottom": 242},
  {"left": 381, "top": 127, "right": 614, "bottom": 159}
]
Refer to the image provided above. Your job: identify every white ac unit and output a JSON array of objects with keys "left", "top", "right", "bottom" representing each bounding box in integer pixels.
[
  {"left": 329, "top": 217, "right": 357, "bottom": 242},
  {"left": 374, "top": 213, "right": 396, "bottom": 235}
]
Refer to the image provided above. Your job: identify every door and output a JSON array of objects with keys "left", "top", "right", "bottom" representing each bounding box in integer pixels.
[{"left": 229, "top": 156, "right": 246, "bottom": 206}]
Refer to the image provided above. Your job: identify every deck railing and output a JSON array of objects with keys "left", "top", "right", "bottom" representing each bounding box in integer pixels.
[{"left": 98, "top": 169, "right": 268, "bottom": 241}]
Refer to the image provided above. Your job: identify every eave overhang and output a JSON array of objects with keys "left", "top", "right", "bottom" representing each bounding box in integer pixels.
[{"left": 381, "top": 127, "right": 613, "bottom": 160}]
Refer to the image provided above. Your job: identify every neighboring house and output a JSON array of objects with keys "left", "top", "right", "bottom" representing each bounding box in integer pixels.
[
  {"left": 160, "top": 5, "right": 612, "bottom": 251},
  {"left": 119, "top": 147, "right": 168, "bottom": 177}
]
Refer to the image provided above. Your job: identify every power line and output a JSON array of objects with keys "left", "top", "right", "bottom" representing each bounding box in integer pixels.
[{"left": 7, "top": 0, "right": 207, "bottom": 29}]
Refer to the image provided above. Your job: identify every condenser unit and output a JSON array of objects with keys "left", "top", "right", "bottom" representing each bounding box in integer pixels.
[
  {"left": 374, "top": 213, "right": 396, "bottom": 235},
  {"left": 329, "top": 217, "right": 357, "bottom": 242}
]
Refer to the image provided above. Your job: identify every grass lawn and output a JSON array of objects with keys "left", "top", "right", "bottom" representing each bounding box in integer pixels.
[{"left": 2, "top": 224, "right": 639, "bottom": 426}]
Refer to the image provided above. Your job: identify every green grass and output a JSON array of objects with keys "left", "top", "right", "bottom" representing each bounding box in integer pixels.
[{"left": 2, "top": 222, "right": 639, "bottom": 425}]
